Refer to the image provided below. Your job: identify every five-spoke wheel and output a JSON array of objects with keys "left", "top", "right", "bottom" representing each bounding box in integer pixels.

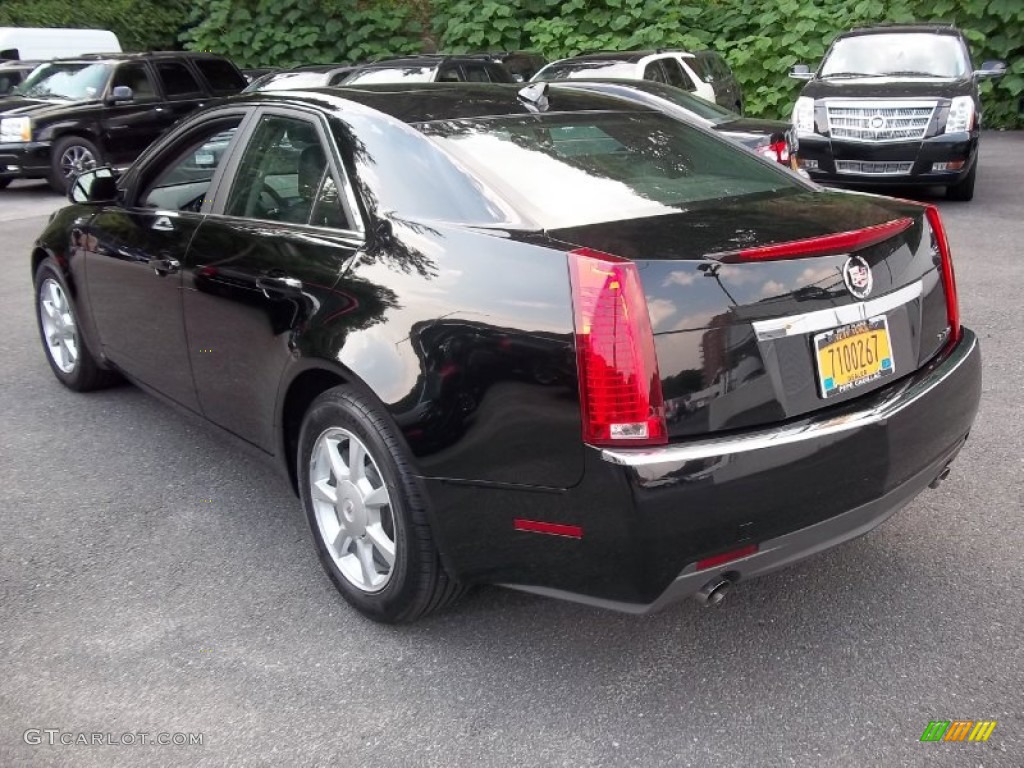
[{"left": 38, "top": 278, "right": 78, "bottom": 374}]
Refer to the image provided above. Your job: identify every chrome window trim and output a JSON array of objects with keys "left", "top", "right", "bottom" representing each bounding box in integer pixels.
[{"left": 750, "top": 280, "right": 923, "bottom": 341}]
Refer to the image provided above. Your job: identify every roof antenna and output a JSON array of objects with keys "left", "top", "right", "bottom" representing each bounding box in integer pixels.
[{"left": 517, "top": 81, "right": 549, "bottom": 112}]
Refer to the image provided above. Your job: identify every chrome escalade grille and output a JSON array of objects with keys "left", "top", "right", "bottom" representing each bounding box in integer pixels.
[
  {"left": 835, "top": 160, "right": 914, "bottom": 175},
  {"left": 826, "top": 101, "right": 936, "bottom": 142}
]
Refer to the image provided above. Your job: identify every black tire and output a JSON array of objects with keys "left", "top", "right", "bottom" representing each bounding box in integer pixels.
[
  {"left": 298, "top": 385, "right": 464, "bottom": 623},
  {"left": 0, "top": 178, "right": 10, "bottom": 189},
  {"left": 48, "top": 135, "right": 102, "bottom": 194},
  {"left": 946, "top": 160, "right": 977, "bottom": 201},
  {"left": 34, "top": 259, "right": 119, "bottom": 391}
]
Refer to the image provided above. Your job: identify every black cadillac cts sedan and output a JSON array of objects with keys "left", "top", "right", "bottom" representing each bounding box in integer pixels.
[{"left": 32, "top": 83, "right": 981, "bottom": 622}]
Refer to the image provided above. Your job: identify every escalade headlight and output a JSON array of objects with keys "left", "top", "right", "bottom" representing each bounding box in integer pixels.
[
  {"left": 945, "top": 96, "right": 975, "bottom": 134},
  {"left": 0, "top": 117, "right": 32, "bottom": 143},
  {"left": 792, "top": 96, "right": 815, "bottom": 137}
]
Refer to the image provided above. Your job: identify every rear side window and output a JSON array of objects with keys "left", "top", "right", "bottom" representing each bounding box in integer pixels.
[
  {"left": 420, "top": 111, "right": 802, "bottom": 228},
  {"left": 661, "top": 57, "right": 695, "bottom": 91},
  {"left": 193, "top": 58, "right": 246, "bottom": 94},
  {"left": 436, "top": 65, "right": 461, "bottom": 82},
  {"left": 642, "top": 61, "right": 668, "bottom": 83},
  {"left": 156, "top": 62, "right": 202, "bottom": 97}
]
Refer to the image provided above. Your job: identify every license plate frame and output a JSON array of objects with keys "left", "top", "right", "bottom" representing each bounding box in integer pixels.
[{"left": 814, "top": 315, "right": 894, "bottom": 399}]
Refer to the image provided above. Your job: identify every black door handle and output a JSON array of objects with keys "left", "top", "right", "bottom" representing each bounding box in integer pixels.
[{"left": 150, "top": 257, "right": 180, "bottom": 276}]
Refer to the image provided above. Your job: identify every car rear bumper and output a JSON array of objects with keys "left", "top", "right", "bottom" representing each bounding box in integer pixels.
[
  {"left": 798, "top": 132, "right": 977, "bottom": 186},
  {"left": 0, "top": 141, "right": 52, "bottom": 179},
  {"left": 486, "top": 328, "right": 981, "bottom": 612}
]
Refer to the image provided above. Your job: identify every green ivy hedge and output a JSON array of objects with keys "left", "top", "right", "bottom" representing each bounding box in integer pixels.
[{"left": 180, "top": 0, "right": 1024, "bottom": 127}]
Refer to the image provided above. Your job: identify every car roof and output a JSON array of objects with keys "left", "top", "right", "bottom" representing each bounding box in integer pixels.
[
  {"left": 49, "top": 51, "right": 232, "bottom": 64},
  {"left": 226, "top": 82, "right": 654, "bottom": 124},
  {"left": 550, "top": 49, "right": 694, "bottom": 65},
  {"left": 356, "top": 53, "right": 503, "bottom": 69},
  {"left": 839, "top": 23, "right": 962, "bottom": 38}
]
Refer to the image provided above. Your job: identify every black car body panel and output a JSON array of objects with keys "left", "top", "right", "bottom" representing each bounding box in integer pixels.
[{"left": 31, "top": 84, "right": 980, "bottom": 613}]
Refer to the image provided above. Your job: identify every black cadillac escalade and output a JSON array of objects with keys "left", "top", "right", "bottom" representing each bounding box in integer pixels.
[{"left": 789, "top": 24, "right": 1006, "bottom": 200}]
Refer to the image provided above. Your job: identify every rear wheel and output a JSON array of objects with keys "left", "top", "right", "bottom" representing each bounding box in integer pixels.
[
  {"left": 946, "top": 160, "right": 977, "bottom": 201},
  {"left": 49, "top": 136, "right": 102, "bottom": 193},
  {"left": 298, "top": 386, "right": 464, "bottom": 623},
  {"left": 34, "top": 259, "right": 118, "bottom": 391}
]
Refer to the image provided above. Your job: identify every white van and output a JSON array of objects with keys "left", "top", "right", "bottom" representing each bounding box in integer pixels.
[{"left": 0, "top": 28, "right": 121, "bottom": 61}]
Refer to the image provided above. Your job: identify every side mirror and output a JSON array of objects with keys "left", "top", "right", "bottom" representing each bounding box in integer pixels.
[
  {"left": 105, "top": 85, "right": 133, "bottom": 105},
  {"left": 974, "top": 60, "right": 1006, "bottom": 79},
  {"left": 68, "top": 167, "right": 119, "bottom": 205},
  {"left": 789, "top": 64, "right": 813, "bottom": 81}
]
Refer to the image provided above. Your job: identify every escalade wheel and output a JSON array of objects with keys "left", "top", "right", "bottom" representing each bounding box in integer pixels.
[
  {"left": 34, "top": 260, "right": 118, "bottom": 391},
  {"left": 298, "top": 386, "right": 464, "bottom": 623},
  {"left": 49, "top": 136, "right": 102, "bottom": 193}
]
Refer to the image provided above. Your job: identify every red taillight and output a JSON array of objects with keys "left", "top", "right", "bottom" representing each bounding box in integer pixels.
[
  {"left": 709, "top": 217, "right": 913, "bottom": 263},
  {"left": 568, "top": 247, "right": 667, "bottom": 446},
  {"left": 758, "top": 139, "right": 790, "bottom": 165},
  {"left": 925, "top": 204, "right": 961, "bottom": 345}
]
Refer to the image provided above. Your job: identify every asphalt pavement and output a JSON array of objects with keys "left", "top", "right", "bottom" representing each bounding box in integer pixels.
[{"left": 2, "top": 135, "right": 1023, "bottom": 768}]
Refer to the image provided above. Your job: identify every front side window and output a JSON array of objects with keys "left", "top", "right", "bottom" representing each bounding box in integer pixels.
[
  {"left": 15, "top": 62, "right": 111, "bottom": 100},
  {"left": 225, "top": 114, "right": 351, "bottom": 229},
  {"left": 139, "top": 119, "right": 242, "bottom": 211},
  {"left": 820, "top": 33, "right": 969, "bottom": 78},
  {"left": 461, "top": 64, "right": 491, "bottom": 83},
  {"left": 420, "top": 111, "right": 803, "bottom": 228},
  {"left": 111, "top": 63, "right": 158, "bottom": 101}
]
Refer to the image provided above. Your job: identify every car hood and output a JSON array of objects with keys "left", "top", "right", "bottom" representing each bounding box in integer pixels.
[
  {"left": 801, "top": 76, "right": 973, "bottom": 100},
  {"left": 0, "top": 96, "right": 97, "bottom": 118},
  {"left": 714, "top": 117, "right": 791, "bottom": 146}
]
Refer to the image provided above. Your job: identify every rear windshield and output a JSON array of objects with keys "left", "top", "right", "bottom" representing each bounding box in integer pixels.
[
  {"left": 535, "top": 61, "right": 637, "bottom": 81},
  {"left": 344, "top": 66, "right": 435, "bottom": 84},
  {"left": 821, "top": 33, "right": 968, "bottom": 78},
  {"left": 244, "top": 70, "right": 328, "bottom": 92},
  {"left": 418, "top": 111, "right": 802, "bottom": 228}
]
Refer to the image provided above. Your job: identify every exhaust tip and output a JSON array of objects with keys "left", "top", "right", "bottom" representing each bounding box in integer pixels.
[
  {"left": 695, "top": 576, "right": 732, "bottom": 608},
  {"left": 929, "top": 465, "right": 952, "bottom": 489}
]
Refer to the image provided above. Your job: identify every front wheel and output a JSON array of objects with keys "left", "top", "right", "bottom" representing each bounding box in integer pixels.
[
  {"left": 34, "top": 259, "right": 118, "bottom": 391},
  {"left": 298, "top": 386, "right": 464, "bottom": 623},
  {"left": 49, "top": 136, "right": 102, "bottom": 193}
]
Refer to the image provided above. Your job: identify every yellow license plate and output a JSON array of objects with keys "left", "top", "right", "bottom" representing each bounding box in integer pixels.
[{"left": 814, "top": 316, "right": 894, "bottom": 398}]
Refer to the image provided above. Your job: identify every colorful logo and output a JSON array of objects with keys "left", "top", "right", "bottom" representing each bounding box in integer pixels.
[
  {"left": 920, "top": 720, "right": 997, "bottom": 742},
  {"left": 842, "top": 255, "right": 873, "bottom": 299}
]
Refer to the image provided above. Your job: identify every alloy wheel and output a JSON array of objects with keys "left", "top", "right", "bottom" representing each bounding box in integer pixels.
[
  {"left": 39, "top": 278, "right": 78, "bottom": 374},
  {"left": 59, "top": 145, "right": 96, "bottom": 181},
  {"left": 309, "top": 427, "right": 396, "bottom": 592}
]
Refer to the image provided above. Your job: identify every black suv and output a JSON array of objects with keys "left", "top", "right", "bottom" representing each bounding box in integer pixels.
[
  {"left": 341, "top": 54, "right": 515, "bottom": 85},
  {"left": 789, "top": 24, "right": 1006, "bottom": 200},
  {"left": 0, "top": 51, "right": 245, "bottom": 191}
]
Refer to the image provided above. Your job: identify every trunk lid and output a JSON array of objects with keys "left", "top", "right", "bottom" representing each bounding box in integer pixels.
[{"left": 548, "top": 190, "right": 951, "bottom": 438}]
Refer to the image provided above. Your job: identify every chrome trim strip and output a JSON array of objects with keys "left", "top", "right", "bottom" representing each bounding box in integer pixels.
[
  {"left": 750, "top": 280, "right": 922, "bottom": 341},
  {"left": 600, "top": 330, "right": 976, "bottom": 467}
]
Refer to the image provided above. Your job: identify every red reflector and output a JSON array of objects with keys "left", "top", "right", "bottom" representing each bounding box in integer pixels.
[
  {"left": 568, "top": 247, "right": 667, "bottom": 446},
  {"left": 696, "top": 544, "right": 758, "bottom": 571},
  {"left": 925, "top": 204, "right": 961, "bottom": 345},
  {"left": 711, "top": 217, "right": 913, "bottom": 263},
  {"left": 513, "top": 519, "right": 583, "bottom": 539}
]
